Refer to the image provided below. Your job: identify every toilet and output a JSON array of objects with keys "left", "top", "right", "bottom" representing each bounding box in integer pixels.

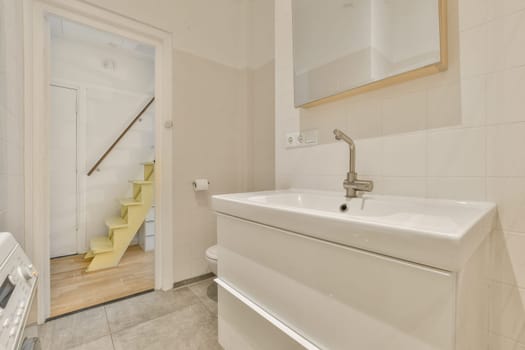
[{"left": 206, "top": 245, "right": 218, "bottom": 275}]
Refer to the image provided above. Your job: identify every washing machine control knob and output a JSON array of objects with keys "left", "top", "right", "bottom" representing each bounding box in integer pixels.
[{"left": 17, "top": 265, "right": 33, "bottom": 281}]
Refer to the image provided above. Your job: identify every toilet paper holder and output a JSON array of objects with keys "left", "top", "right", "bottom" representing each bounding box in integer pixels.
[{"left": 192, "top": 179, "right": 210, "bottom": 191}]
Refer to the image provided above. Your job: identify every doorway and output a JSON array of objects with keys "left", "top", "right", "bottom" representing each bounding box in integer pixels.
[
  {"left": 47, "top": 16, "right": 159, "bottom": 317},
  {"left": 49, "top": 84, "right": 79, "bottom": 258},
  {"left": 24, "top": 0, "right": 174, "bottom": 323}
]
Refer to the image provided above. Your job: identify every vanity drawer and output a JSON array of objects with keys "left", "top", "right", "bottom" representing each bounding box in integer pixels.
[
  {"left": 217, "top": 214, "right": 456, "bottom": 350},
  {"left": 217, "top": 280, "right": 312, "bottom": 350}
]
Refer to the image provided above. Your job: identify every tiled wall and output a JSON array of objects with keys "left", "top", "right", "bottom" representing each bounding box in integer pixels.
[
  {"left": 0, "top": 0, "right": 25, "bottom": 247},
  {"left": 275, "top": 0, "right": 525, "bottom": 348}
]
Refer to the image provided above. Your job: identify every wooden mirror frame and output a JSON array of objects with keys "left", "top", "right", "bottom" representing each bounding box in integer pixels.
[{"left": 296, "top": 0, "right": 448, "bottom": 109}]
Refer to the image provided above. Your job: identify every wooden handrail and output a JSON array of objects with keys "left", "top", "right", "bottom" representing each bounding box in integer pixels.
[{"left": 87, "top": 97, "right": 155, "bottom": 176}]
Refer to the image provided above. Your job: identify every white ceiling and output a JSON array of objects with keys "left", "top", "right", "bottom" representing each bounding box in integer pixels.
[{"left": 48, "top": 15, "right": 155, "bottom": 59}]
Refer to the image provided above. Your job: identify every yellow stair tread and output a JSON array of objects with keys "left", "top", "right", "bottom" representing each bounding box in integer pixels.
[
  {"left": 120, "top": 198, "right": 143, "bottom": 206},
  {"left": 129, "top": 180, "right": 153, "bottom": 184},
  {"left": 105, "top": 216, "right": 128, "bottom": 229},
  {"left": 90, "top": 236, "right": 113, "bottom": 253}
]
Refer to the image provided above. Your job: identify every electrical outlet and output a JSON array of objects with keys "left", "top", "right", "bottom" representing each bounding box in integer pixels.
[
  {"left": 301, "top": 129, "right": 319, "bottom": 145},
  {"left": 285, "top": 130, "right": 318, "bottom": 148},
  {"left": 285, "top": 132, "right": 300, "bottom": 148}
]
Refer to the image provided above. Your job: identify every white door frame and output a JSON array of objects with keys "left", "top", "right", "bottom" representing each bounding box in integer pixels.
[{"left": 23, "top": 0, "right": 174, "bottom": 323}]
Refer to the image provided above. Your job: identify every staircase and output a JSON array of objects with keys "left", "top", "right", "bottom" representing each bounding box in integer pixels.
[{"left": 84, "top": 162, "right": 155, "bottom": 272}]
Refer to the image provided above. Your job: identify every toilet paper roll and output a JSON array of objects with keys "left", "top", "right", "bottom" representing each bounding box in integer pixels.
[{"left": 193, "top": 179, "right": 209, "bottom": 192}]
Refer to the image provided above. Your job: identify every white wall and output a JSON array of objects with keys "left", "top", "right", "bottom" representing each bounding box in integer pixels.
[
  {"left": 276, "top": 0, "right": 525, "bottom": 348},
  {"left": 50, "top": 33, "right": 155, "bottom": 252},
  {"left": 0, "top": 0, "right": 274, "bottom": 285},
  {"left": 246, "top": 0, "right": 275, "bottom": 192},
  {"left": 84, "top": 0, "right": 248, "bottom": 70},
  {"left": 246, "top": 0, "right": 275, "bottom": 70},
  {"left": 82, "top": 0, "right": 275, "bottom": 281},
  {"left": 51, "top": 35, "right": 155, "bottom": 93},
  {"left": 0, "top": 0, "right": 25, "bottom": 247}
]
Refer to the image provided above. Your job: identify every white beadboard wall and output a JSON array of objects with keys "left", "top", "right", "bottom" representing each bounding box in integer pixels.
[{"left": 275, "top": 0, "right": 525, "bottom": 348}]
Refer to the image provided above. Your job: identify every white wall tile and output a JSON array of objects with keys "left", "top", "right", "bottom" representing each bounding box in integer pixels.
[
  {"left": 275, "top": 115, "right": 300, "bottom": 150},
  {"left": 487, "top": 177, "right": 525, "bottom": 233},
  {"left": 354, "top": 137, "right": 383, "bottom": 176},
  {"left": 301, "top": 142, "right": 347, "bottom": 176},
  {"left": 346, "top": 98, "right": 382, "bottom": 139},
  {"left": 316, "top": 175, "right": 347, "bottom": 192},
  {"left": 487, "top": 18, "right": 506, "bottom": 73},
  {"left": 275, "top": 172, "right": 292, "bottom": 190},
  {"left": 381, "top": 91, "right": 427, "bottom": 135},
  {"left": 382, "top": 132, "right": 426, "bottom": 177},
  {"left": 492, "top": 230, "right": 525, "bottom": 289},
  {"left": 503, "top": 0, "right": 525, "bottom": 15},
  {"left": 377, "top": 177, "right": 427, "bottom": 197},
  {"left": 427, "top": 84, "right": 462, "bottom": 129},
  {"left": 426, "top": 177, "right": 486, "bottom": 201},
  {"left": 487, "top": 0, "right": 525, "bottom": 19},
  {"left": 490, "top": 281, "right": 525, "bottom": 343},
  {"left": 460, "top": 25, "right": 489, "bottom": 77},
  {"left": 459, "top": 0, "right": 489, "bottom": 30},
  {"left": 487, "top": 68, "right": 525, "bottom": 125},
  {"left": 300, "top": 100, "right": 348, "bottom": 144},
  {"left": 487, "top": 9, "right": 525, "bottom": 71},
  {"left": 427, "top": 127, "right": 486, "bottom": 177},
  {"left": 287, "top": 174, "right": 324, "bottom": 191},
  {"left": 460, "top": 75, "right": 486, "bottom": 127},
  {"left": 487, "top": 123, "right": 525, "bottom": 176},
  {"left": 503, "top": 10, "right": 525, "bottom": 68},
  {"left": 275, "top": 147, "right": 307, "bottom": 176}
]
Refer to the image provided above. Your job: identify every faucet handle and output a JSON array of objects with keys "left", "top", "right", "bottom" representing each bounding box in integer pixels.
[{"left": 352, "top": 179, "right": 374, "bottom": 192}]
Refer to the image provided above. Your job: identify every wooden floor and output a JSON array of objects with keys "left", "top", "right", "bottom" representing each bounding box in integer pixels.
[{"left": 50, "top": 245, "right": 154, "bottom": 317}]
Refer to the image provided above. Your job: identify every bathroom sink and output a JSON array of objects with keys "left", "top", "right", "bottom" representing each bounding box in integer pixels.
[{"left": 212, "top": 189, "right": 496, "bottom": 271}]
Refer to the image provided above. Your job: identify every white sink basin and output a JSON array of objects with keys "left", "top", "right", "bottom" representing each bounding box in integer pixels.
[{"left": 212, "top": 189, "right": 496, "bottom": 271}]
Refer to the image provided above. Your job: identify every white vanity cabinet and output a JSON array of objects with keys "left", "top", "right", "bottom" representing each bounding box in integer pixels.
[{"left": 212, "top": 190, "right": 494, "bottom": 350}]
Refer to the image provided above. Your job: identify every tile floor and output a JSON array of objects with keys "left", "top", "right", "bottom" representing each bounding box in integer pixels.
[{"left": 37, "top": 278, "right": 222, "bottom": 350}]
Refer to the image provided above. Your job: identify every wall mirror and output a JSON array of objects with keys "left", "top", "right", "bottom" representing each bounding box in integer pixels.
[{"left": 292, "top": 0, "right": 447, "bottom": 108}]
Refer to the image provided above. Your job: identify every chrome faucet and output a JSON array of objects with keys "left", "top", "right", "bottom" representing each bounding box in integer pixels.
[{"left": 333, "top": 129, "right": 374, "bottom": 198}]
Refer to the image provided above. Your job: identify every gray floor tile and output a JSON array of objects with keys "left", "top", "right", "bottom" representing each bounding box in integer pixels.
[
  {"left": 105, "top": 287, "right": 201, "bottom": 333},
  {"left": 38, "top": 307, "right": 110, "bottom": 350},
  {"left": 188, "top": 278, "right": 218, "bottom": 315},
  {"left": 68, "top": 335, "right": 115, "bottom": 350},
  {"left": 112, "top": 303, "right": 222, "bottom": 350}
]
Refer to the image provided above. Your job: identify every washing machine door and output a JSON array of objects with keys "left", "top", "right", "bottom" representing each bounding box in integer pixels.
[{"left": 20, "top": 338, "right": 41, "bottom": 350}]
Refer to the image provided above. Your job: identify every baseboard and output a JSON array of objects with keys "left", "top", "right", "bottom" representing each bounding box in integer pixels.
[{"left": 173, "top": 273, "right": 215, "bottom": 289}]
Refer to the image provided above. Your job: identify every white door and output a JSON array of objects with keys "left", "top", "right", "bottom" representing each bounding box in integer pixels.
[{"left": 49, "top": 85, "right": 78, "bottom": 258}]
